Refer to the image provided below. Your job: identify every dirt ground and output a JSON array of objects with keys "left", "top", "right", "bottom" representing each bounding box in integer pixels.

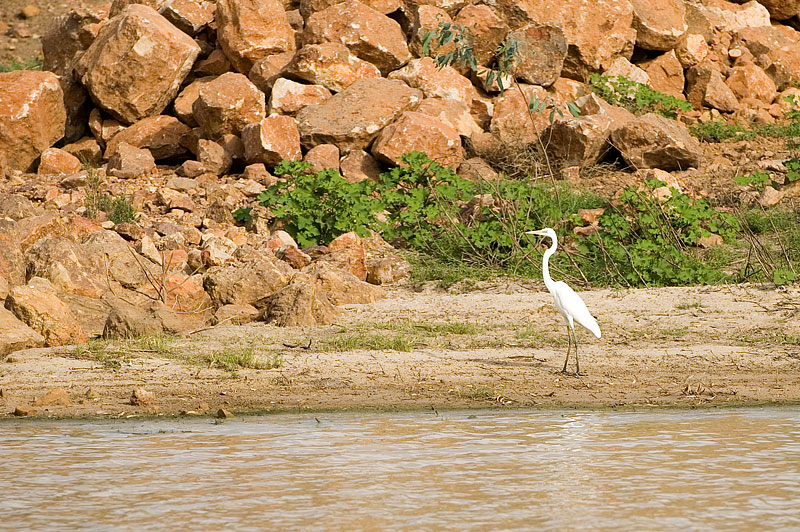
[{"left": 2, "top": 281, "right": 799, "bottom": 418}]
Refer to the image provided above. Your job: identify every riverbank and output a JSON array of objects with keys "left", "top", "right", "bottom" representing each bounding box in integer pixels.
[{"left": 2, "top": 282, "right": 799, "bottom": 418}]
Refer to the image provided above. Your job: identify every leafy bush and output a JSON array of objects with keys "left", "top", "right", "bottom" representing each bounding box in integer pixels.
[
  {"left": 0, "top": 58, "right": 43, "bottom": 72},
  {"left": 575, "top": 184, "right": 739, "bottom": 286},
  {"left": 256, "top": 160, "right": 381, "bottom": 247},
  {"left": 589, "top": 74, "right": 692, "bottom": 119}
]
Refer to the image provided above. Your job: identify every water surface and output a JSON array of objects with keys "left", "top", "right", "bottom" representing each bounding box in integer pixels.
[{"left": 2, "top": 407, "right": 799, "bottom": 531}]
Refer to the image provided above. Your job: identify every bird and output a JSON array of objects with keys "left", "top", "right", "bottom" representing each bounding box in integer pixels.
[{"left": 526, "top": 228, "right": 601, "bottom": 375}]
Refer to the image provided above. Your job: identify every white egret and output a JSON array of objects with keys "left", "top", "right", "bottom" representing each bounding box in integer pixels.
[{"left": 526, "top": 228, "right": 601, "bottom": 375}]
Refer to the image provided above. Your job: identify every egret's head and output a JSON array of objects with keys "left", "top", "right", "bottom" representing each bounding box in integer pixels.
[{"left": 525, "top": 228, "right": 556, "bottom": 240}]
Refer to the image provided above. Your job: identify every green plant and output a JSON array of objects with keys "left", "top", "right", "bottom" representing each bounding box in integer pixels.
[
  {"left": 734, "top": 171, "right": 771, "bottom": 192},
  {"left": 0, "top": 58, "right": 43, "bottom": 72},
  {"left": 589, "top": 74, "right": 692, "bottom": 119},
  {"left": 256, "top": 161, "right": 381, "bottom": 247},
  {"left": 82, "top": 160, "right": 139, "bottom": 224},
  {"left": 576, "top": 184, "right": 739, "bottom": 286},
  {"left": 690, "top": 120, "right": 755, "bottom": 142}
]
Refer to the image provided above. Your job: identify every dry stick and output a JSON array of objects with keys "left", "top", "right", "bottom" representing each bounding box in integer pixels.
[{"left": 760, "top": 201, "right": 796, "bottom": 275}]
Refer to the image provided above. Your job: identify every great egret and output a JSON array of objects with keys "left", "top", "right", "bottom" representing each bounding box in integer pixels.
[{"left": 526, "top": 228, "right": 601, "bottom": 375}]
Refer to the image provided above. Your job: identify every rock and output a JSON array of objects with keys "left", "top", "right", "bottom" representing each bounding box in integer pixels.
[
  {"left": 216, "top": 0, "right": 296, "bottom": 74},
  {"left": 734, "top": 26, "right": 800, "bottom": 90},
  {"left": 686, "top": 63, "right": 740, "bottom": 112},
  {"left": 203, "top": 251, "right": 293, "bottom": 308},
  {"left": 304, "top": 144, "right": 340, "bottom": 172},
  {"left": 640, "top": 50, "right": 685, "bottom": 100},
  {"left": 37, "top": 148, "right": 83, "bottom": 176},
  {"left": 0, "top": 70, "right": 66, "bottom": 172},
  {"left": 13, "top": 406, "right": 39, "bottom": 417},
  {"left": 33, "top": 388, "right": 74, "bottom": 407},
  {"left": 261, "top": 280, "right": 341, "bottom": 326},
  {"left": 104, "top": 115, "right": 190, "bottom": 160},
  {"left": 76, "top": 5, "right": 201, "bottom": 124},
  {"left": 103, "top": 298, "right": 199, "bottom": 338},
  {"left": 285, "top": 43, "right": 382, "bottom": 93},
  {"left": 0, "top": 307, "right": 45, "bottom": 358},
  {"left": 542, "top": 114, "right": 615, "bottom": 168},
  {"left": 458, "top": 157, "right": 499, "bottom": 181},
  {"left": 489, "top": 0, "right": 636, "bottom": 79},
  {"left": 193, "top": 73, "right": 267, "bottom": 139},
  {"left": 248, "top": 52, "right": 296, "bottom": 93},
  {"left": 162, "top": 0, "right": 215, "bottom": 35},
  {"left": 759, "top": 185, "right": 785, "bottom": 207},
  {"left": 611, "top": 113, "right": 704, "bottom": 171},
  {"left": 387, "top": 57, "right": 477, "bottom": 108},
  {"left": 697, "top": 233, "right": 723, "bottom": 248},
  {"left": 303, "top": 261, "right": 385, "bottom": 304},
  {"left": 302, "top": 0, "right": 411, "bottom": 75},
  {"left": 296, "top": 78, "right": 423, "bottom": 152},
  {"left": 514, "top": 23, "right": 567, "bottom": 87},
  {"left": 194, "top": 49, "right": 234, "bottom": 77},
  {"left": 408, "top": 5, "right": 453, "bottom": 58},
  {"left": 107, "top": 142, "right": 156, "bottom": 178},
  {"left": 489, "top": 84, "right": 549, "bottom": 146},
  {"left": 726, "top": 63, "right": 777, "bottom": 104},
  {"left": 109, "top": 0, "right": 171, "bottom": 16},
  {"left": 605, "top": 57, "right": 651, "bottom": 86},
  {"left": 217, "top": 408, "right": 235, "bottom": 418},
  {"left": 630, "top": 0, "right": 687, "bottom": 51},
  {"left": 340, "top": 150, "right": 382, "bottom": 183},
  {"left": 63, "top": 137, "right": 104, "bottom": 166},
  {"left": 130, "top": 387, "right": 155, "bottom": 406},
  {"left": 676, "top": 34, "right": 710, "bottom": 67},
  {"left": 323, "top": 232, "right": 368, "bottom": 280},
  {"left": 300, "top": 0, "right": 400, "bottom": 17},
  {"left": 371, "top": 111, "right": 463, "bottom": 168},
  {"left": 213, "top": 304, "right": 261, "bottom": 325},
  {"left": 0, "top": 195, "right": 39, "bottom": 222},
  {"left": 362, "top": 233, "right": 411, "bottom": 285},
  {"left": 740, "top": 0, "right": 799, "bottom": 20},
  {"left": 415, "top": 99, "right": 483, "bottom": 138},
  {"left": 269, "top": 78, "right": 332, "bottom": 115},
  {"left": 242, "top": 115, "right": 303, "bottom": 167},
  {"left": 6, "top": 277, "right": 87, "bottom": 347},
  {"left": 452, "top": 4, "right": 510, "bottom": 66}
]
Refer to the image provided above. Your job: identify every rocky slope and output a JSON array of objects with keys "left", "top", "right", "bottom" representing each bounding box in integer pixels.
[{"left": 2, "top": 0, "right": 800, "bottom": 356}]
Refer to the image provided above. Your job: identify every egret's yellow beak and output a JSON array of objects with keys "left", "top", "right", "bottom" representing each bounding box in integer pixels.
[{"left": 525, "top": 229, "right": 547, "bottom": 236}]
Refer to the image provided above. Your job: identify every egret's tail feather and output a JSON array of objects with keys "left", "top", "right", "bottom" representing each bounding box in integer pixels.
[{"left": 582, "top": 315, "right": 601, "bottom": 338}]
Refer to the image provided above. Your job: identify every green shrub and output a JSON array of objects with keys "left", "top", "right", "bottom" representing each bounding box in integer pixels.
[
  {"left": 0, "top": 58, "right": 43, "bottom": 72},
  {"left": 256, "top": 161, "right": 381, "bottom": 247},
  {"left": 589, "top": 74, "right": 692, "bottom": 119}
]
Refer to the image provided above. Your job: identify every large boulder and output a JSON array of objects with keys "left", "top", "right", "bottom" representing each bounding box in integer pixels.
[
  {"left": 489, "top": 84, "right": 550, "bottom": 146},
  {"left": 76, "top": 5, "right": 200, "bottom": 124},
  {"left": 0, "top": 221, "right": 25, "bottom": 288},
  {"left": 302, "top": 0, "right": 411, "bottom": 75},
  {"left": 104, "top": 115, "right": 190, "bottom": 160},
  {"left": 285, "top": 43, "right": 382, "bottom": 93},
  {"left": 414, "top": 98, "right": 483, "bottom": 138},
  {"left": 514, "top": 23, "right": 568, "bottom": 87},
  {"left": 725, "top": 62, "right": 777, "bottom": 104},
  {"left": 611, "top": 113, "right": 704, "bottom": 171},
  {"left": 730, "top": 0, "right": 799, "bottom": 20},
  {"left": 487, "top": 0, "right": 636, "bottom": 78},
  {"left": 0, "top": 70, "right": 66, "bottom": 172},
  {"left": 193, "top": 72, "right": 267, "bottom": 139},
  {"left": 103, "top": 297, "right": 201, "bottom": 338},
  {"left": 640, "top": 51, "right": 685, "bottom": 100},
  {"left": 242, "top": 115, "right": 303, "bottom": 167},
  {"left": 0, "top": 307, "right": 45, "bottom": 358},
  {"left": 630, "top": 0, "right": 688, "bottom": 51},
  {"left": 734, "top": 26, "right": 800, "bottom": 90},
  {"left": 216, "top": 0, "right": 296, "bottom": 74},
  {"left": 303, "top": 261, "right": 385, "bottom": 305},
  {"left": 452, "top": 4, "right": 510, "bottom": 66},
  {"left": 203, "top": 250, "right": 294, "bottom": 308},
  {"left": 5, "top": 277, "right": 87, "bottom": 347},
  {"left": 296, "top": 78, "right": 423, "bottom": 152},
  {"left": 542, "top": 114, "right": 616, "bottom": 168},
  {"left": 371, "top": 111, "right": 464, "bottom": 168},
  {"left": 261, "top": 280, "right": 341, "bottom": 326},
  {"left": 269, "top": 78, "right": 332, "bottom": 115},
  {"left": 387, "top": 57, "right": 478, "bottom": 108},
  {"left": 686, "top": 63, "right": 740, "bottom": 112}
]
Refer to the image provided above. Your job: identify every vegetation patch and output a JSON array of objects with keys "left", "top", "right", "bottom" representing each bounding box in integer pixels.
[{"left": 589, "top": 74, "right": 692, "bottom": 119}]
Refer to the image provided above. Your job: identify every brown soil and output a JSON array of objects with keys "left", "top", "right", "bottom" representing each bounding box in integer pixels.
[{"left": 2, "top": 281, "right": 799, "bottom": 419}]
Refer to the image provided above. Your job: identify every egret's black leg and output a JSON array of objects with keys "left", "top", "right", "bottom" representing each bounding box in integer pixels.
[
  {"left": 561, "top": 326, "right": 571, "bottom": 374},
  {"left": 574, "top": 330, "right": 584, "bottom": 376}
]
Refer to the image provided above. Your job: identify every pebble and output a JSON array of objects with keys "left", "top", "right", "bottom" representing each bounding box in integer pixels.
[{"left": 20, "top": 5, "right": 40, "bottom": 18}]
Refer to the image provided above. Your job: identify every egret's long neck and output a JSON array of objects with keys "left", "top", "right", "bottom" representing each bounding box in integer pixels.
[{"left": 542, "top": 234, "right": 558, "bottom": 291}]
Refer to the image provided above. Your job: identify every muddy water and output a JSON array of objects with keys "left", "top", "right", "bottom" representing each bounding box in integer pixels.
[{"left": 2, "top": 407, "right": 799, "bottom": 531}]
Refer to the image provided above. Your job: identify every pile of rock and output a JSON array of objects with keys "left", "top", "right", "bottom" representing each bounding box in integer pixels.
[{"left": 2, "top": 0, "right": 800, "bottom": 354}]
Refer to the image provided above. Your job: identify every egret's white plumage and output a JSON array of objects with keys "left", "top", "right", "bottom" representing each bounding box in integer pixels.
[{"left": 526, "top": 228, "right": 600, "bottom": 374}]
